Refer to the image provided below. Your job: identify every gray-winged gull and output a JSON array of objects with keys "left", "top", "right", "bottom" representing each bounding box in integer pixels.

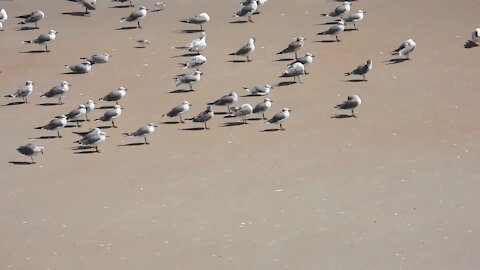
[
  {"left": 253, "top": 98, "right": 273, "bottom": 120},
  {"left": 175, "top": 70, "right": 203, "bottom": 91},
  {"left": 335, "top": 95, "right": 362, "bottom": 117},
  {"left": 391, "top": 39, "right": 416, "bottom": 59},
  {"left": 66, "top": 104, "right": 87, "bottom": 127},
  {"left": 345, "top": 59, "right": 372, "bottom": 81},
  {"left": 208, "top": 91, "right": 238, "bottom": 112},
  {"left": 35, "top": 115, "right": 67, "bottom": 138},
  {"left": 234, "top": 0, "right": 257, "bottom": 23},
  {"left": 23, "top": 29, "right": 58, "bottom": 52},
  {"left": 230, "top": 103, "right": 253, "bottom": 124},
  {"left": 277, "top": 37, "right": 305, "bottom": 59},
  {"left": 124, "top": 123, "right": 157, "bottom": 144},
  {"left": 99, "top": 86, "right": 127, "bottom": 105},
  {"left": 40, "top": 81, "right": 71, "bottom": 105},
  {"left": 243, "top": 84, "right": 273, "bottom": 96},
  {"left": 4, "top": 81, "right": 34, "bottom": 103},
  {"left": 17, "top": 143, "right": 44, "bottom": 164},
  {"left": 95, "top": 104, "right": 122, "bottom": 128},
  {"left": 230, "top": 37, "right": 256, "bottom": 62},
  {"left": 322, "top": 1, "right": 351, "bottom": 18},
  {"left": 162, "top": 101, "right": 191, "bottom": 123},
  {"left": 288, "top": 53, "right": 314, "bottom": 74},
  {"left": 17, "top": 10, "right": 44, "bottom": 29},
  {"left": 266, "top": 108, "right": 291, "bottom": 130},
  {"left": 318, "top": 20, "right": 345, "bottom": 42},
  {"left": 121, "top": 6, "right": 148, "bottom": 28},
  {"left": 180, "top": 12, "right": 210, "bottom": 31},
  {"left": 179, "top": 55, "right": 207, "bottom": 69},
  {"left": 280, "top": 62, "right": 305, "bottom": 83}
]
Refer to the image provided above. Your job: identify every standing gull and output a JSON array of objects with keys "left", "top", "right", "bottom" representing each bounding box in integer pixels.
[
  {"left": 184, "top": 31, "right": 207, "bottom": 54},
  {"left": 335, "top": 95, "right": 362, "bottom": 117},
  {"left": 81, "top": 52, "right": 111, "bottom": 64},
  {"left": 230, "top": 37, "right": 256, "bottom": 62},
  {"left": 318, "top": 20, "right": 345, "bottom": 42},
  {"left": 180, "top": 12, "right": 210, "bottom": 31},
  {"left": 65, "top": 61, "right": 92, "bottom": 74},
  {"left": 35, "top": 115, "right": 67, "bottom": 138},
  {"left": 233, "top": 0, "right": 257, "bottom": 23},
  {"left": 4, "top": 81, "right": 34, "bottom": 103},
  {"left": 230, "top": 103, "right": 253, "bottom": 124},
  {"left": 76, "top": 0, "right": 97, "bottom": 15},
  {"left": 345, "top": 59, "right": 372, "bottom": 81},
  {"left": 162, "top": 101, "right": 191, "bottom": 123},
  {"left": 253, "top": 98, "right": 273, "bottom": 120},
  {"left": 0, "top": 9, "right": 7, "bottom": 30},
  {"left": 472, "top": 28, "right": 480, "bottom": 44},
  {"left": 124, "top": 123, "right": 157, "bottom": 144},
  {"left": 175, "top": 70, "right": 203, "bottom": 91},
  {"left": 266, "top": 108, "right": 291, "bottom": 130},
  {"left": 322, "top": 1, "right": 351, "bottom": 18},
  {"left": 75, "top": 131, "right": 107, "bottom": 152},
  {"left": 208, "top": 91, "right": 238, "bottom": 112},
  {"left": 188, "top": 105, "right": 214, "bottom": 130},
  {"left": 241, "top": 0, "right": 268, "bottom": 14},
  {"left": 17, "top": 10, "right": 44, "bottom": 29},
  {"left": 243, "top": 84, "right": 273, "bottom": 96},
  {"left": 66, "top": 104, "right": 87, "bottom": 127},
  {"left": 391, "top": 39, "right": 416, "bottom": 59},
  {"left": 120, "top": 6, "right": 148, "bottom": 29},
  {"left": 277, "top": 37, "right": 305, "bottom": 59},
  {"left": 84, "top": 100, "right": 95, "bottom": 121},
  {"left": 17, "top": 143, "right": 43, "bottom": 164},
  {"left": 179, "top": 54, "right": 207, "bottom": 69},
  {"left": 280, "top": 62, "right": 305, "bottom": 83},
  {"left": 341, "top": 10, "right": 365, "bottom": 30},
  {"left": 288, "top": 53, "right": 314, "bottom": 74},
  {"left": 99, "top": 86, "right": 127, "bottom": 105},
  {"left": 95, "top": 105, "right": 122, "bottom": 128},
  {"left": 23, "top": 29, "right": 58, "bottom": 52},
  {"left": 40, "top": 81, "right": 71, "bottom": 104}
]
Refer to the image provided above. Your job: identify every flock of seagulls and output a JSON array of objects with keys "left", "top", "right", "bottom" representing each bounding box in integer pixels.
[{"left": 0, "top": 1, "right": 478, "bottom": 164}]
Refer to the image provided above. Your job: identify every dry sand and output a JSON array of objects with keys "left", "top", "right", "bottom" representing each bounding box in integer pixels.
[{"left": 1, "top": 0, "right": 480, "bottom": 269}]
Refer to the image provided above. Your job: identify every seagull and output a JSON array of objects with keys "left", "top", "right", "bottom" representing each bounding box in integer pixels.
[
  {"left": 153, "top": 2, "right": 167, "bottom": 12},
  {"left": 16, "top": 10, "right": 44, "bottom": 29},
  {"left": 120, "top": 6, "right": 148, "bottom": 28},
  {"left": 40, "top": 81, "right": 71, "bottom": 104},
  {"left": 335, "top": 95, "right": 362, "bottom": 117},
  {"left": 266, "top": 108, "right": 291, "bottom": 130},
  {"left": 179, "top": 54, "right": 207, "bottom": 69},
  {"left": 230, "top": 103, "right": 253, "bottom": 124},
  {"left": 180, "top": 12, "right": 210, "bottom": 31},
  {"left": 243, "top": 84, "right": 273, "bottom": 96},
  {"left": 174, "top": 70, "right": 203, "bottom": 91},
  {"left": 84, "top": 100, "right": 95, "bottom": 121},
  {"left": 208, "top": 91, "right": 238, "bottom": 112},
  {"left": 65, "top": 61, "right": 92, "bottom": 74},
  {"left": 81, "top": 52, "right": 111, "bottom": 64},
  {"left": 124, "top": 123, "right": 157, "bottom": 144},
  {"left": 162, "top": 101, "right": 191, "bottom": 123},
  {"left": 188, "top": 105, "right": 214, "bottom": 130},
  {"left": 112, "top": 0, "right": 134, "bottom": 7},
  {"left": 23, "top": 29, "right": 58, "bottom": 52},
  {"left": 288, "top": 53, "right": 314, "bottom": 74},
  {"left": 0, "top": 9, "right": 8, "bottom": 30},
  {"left": 74, "top": 127, "right": 101, "bottom": 139},
  {"left": 230, "top": 37, "right": 256, "bottom": 62},
  {"left": 75, "top": 131, "right": 107, "bottom": 152},
  {"left": 4, "top": 81, "right": 34, "bottom": 103},
  {"left": 241, "top": 0, "right": 268, "bottom": 14},
  {"left": 17, "top": 143, "right": 44, "bottom": 164},
  {"left": 472, "top": 28, "right": 480, "bottom": 44},
  {"left": 137, "top": 39, "right": 150, "bottom": 48},
  {"left": 234, "top": 0, "right": 258, "bottom": 23},
  {"left": 95, "top": 105, "right": 122, "bottom": 128},
  {"left": 66, "top": 104, "right": 87, "bottom": 127},
  {"left": 341, "top": 10, "right": 365, "bottom": 30},
  {"left": 35, "top": 115, "right": 67, "bottom": 138},
  {"left": 253, "top": 98, "right": 273, "bottom": 119},
  {"left": 99, "top": 86, "right": 127, "bottom": 105},
  {"left": 185, "top": 31, "right": 207, "bottom": 54},
  {"left": 277, "top": 37, "right": 305, "bottom": 59},
  {"left": 322, "top": 1, "right": 351, "bottom": 18},
  {"left": 317, "top": 20, "right": 345, "bottom": 42},
  {"left": 345, "top": 59, "right": 372, "bottom": 81},
  {"left": 76, "top": 0, "right": 97, "bottom": 15},
  {"left": 391, "top": 39, "right": 416, "bottom": 59},
  {"left": 280, "top": 62, "right": 305, "bottom": 83}
]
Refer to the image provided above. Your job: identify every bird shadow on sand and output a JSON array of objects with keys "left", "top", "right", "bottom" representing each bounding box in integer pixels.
[
  {"left": 227, "top": 60, "right": 249, "bottom": 63},
  {"left": 331, "top": 114, "right": 355, "bottom": 119},
  {"left": 229, "top": 20, "right": 249, "bottom": 24},
  {"left": 2, "top": 101, "right": 26, "bottom": 106},
  {"left": 161, "top": 121, "right": 181, "bottom": 124},
  {"left": 19, "top": 50, "right": 49, "bottom": 54},
  {"left": 9, "top": 161, "right": 34, "bottom": 165},
  {"left": 181, "top": 127, "right": 207, "bottom": 131},
  {"left": 61, "top": 72, "right": 85, "bottom": 75},
  {"left": 317, "top": 22, "right": 338, "bottom": 25},
  {"left": 134, "top": 46, "right": 147, "bottom": 49},
  {"left": 384, "top": 58, "right": 409, "bottom": 65},
  {"left": 97, "top": 105, "right": 115, "bottom": 109},
  {"left": 177, "top": 29, "right": 204, "bottom": 34},
  {"left": 74, "top": 150, "right": 99, "bottom": 154},
  {"left": 221, "top": 121, "right": 248, "bottom": 127},
  {"left": 169, "top": 89, "right": 194, "bottom": 94},
  {"left": 275, "top": 58, "right": 294, "bottom": 62},
  {"left": 36, "top": 102, "right": 60, "bottom": 106},
  {"left": 115, "top": 26, "right": 139, "bottom": 30},
  {"left": 315, "top": 40, "right": 337, "bottom": 43},
  {"left": 109, "top": 5, "right": 131, "bottom": 8},
  {"left": 261, "top": 128, "right": 282, "bottom": 132},
  {"left": 118, "top": 142, "right": 146, "bottom": 147},
  {"left": 344, "top": 79, "right": 366, "bottom": 83},
  {"left": 171, "top": 53, "right": 200, "bottom": 58},
  {"left": 274, "top": 81, "right": 297, "bottom": 87},
  {"left": 32, "top": 135, "right": 59, "bottom": 140},
  {"left": 240, "top": 94, "right": 263, "bottom": 98},
  {"left": 96, "top": 125, "right": 115, "bottom": 129},
  {"left": 464, "top": 40, "right": 478, "bottom": 49},
  {"left": 213, "top": 111, "right": 229, "bottom": 115},
  {"left": 249, "top": 117, "right": 263, "bottom": 121},
  {"left": 61, "top": 11, "right": 89, "bottom": 17},
  {"left": 344, "top": 28, "right": 358, "bottom": 32},
  {"left": 17, "top": 26, "right": 38, "bottom": 31}
]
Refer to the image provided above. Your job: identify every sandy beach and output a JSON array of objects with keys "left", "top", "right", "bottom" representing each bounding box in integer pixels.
[{"left": 1, "top": 0, "right": 480, "bottom": 269}]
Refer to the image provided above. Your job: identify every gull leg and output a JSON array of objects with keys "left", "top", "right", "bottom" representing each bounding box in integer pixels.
[
  {"left": 95, "top": 146, "right": 100, "bottom": 153},
  {"left": 247, "top": 55, "right": 251, "bottom": 62},
  {"left": 31, "top": 156, "right": 35, "bottom": 164},
  {"left": 189, "top": 84, "right": 194, "bottom": 92},
  {"left": 76, "top": 120, "right": 80, "bottom": 127},
  {"left": 112, "top": 121, "right": 117, "bottom": 128},
  {"left": 145, "top": 137, "right": 149, "bottom": 145},
  {"left": 57, "top": 130, "right": 61, "bottom": 138},
  {"left": 280, "top": 123, "right": 284, "bottom": 131},
  {"left": 262, "top": 113, "right": 266, "bottom": 120},
  {"left": 35, "top": 22, "right": 38, "bottom": 29},
  {"left": 45, "top": 44, "right": 49, "bottom": 52},
  {"left": 336, "top": 35, "right": 340, "bottom": 42},
  {"left": 180, "top": 116, "right": 185, "bottom": 124},
  {"left": 205, "top": 122, "right": 209, "bottom": 130},
  {"left": 138, "top": 21, "right": 142, "bottom": 29},
  {"left": 294, "top": 51, "right": 298, "bottom": 59}
]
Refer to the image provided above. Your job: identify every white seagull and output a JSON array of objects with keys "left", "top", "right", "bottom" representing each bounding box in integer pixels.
[
  {"left": 17, "top": 143, "right": 44, "bottom": 164},
  {"left": 124, "top": 123, "right": 157, "bottom": 144},
  {"left": 0, "top": 9, "right": 8, "bottom": 30},
  {"left": 75, "top": 131, "right": 107, "bottom": 153},
  {"left": 40, "top": 81, "right": 71, "bottom": 104},
  {"left": 266, "top": 108, "right": 291, "bottom": 130},
  {"left": 76, "top": 0, "right": 97, "bottom": 14},
  {"left": 208, "top": 91, "right": 238, "bottom": 112},
  {"left": 4, "top": 81, "right": 34, "bottom": 103},
  {"left": 341, "top": 10, "right": 365, "bottom": 30},
  {"left": 335, "top": 95, "right": 362, "bottom": 117},
  {"left": 184, "top": 31, "right": 207, "bottom": 54},
  {"left": 318, "top": 20, "right": 345, "bottom": 42},
  {"left": 391, "top": 39, "right": 416, "bottom": 59},
  {"left": 253, "top": 98, "right": 273, "bottom": 120},
  {"left": 35, "top": 115, "right": 67, "bottom": 138},
  {"left": 179, "top": 54, "right": 207, "bottom": 69},
  {"left": 472, "top": 28, "right": 480, "bottom": 44},
  {"left": 280, "top": 62, "right": 305, "bottom": 83},
  {"left": 17, "top": 10, "right": 44, "bottom": 29},
  {"left": 174, "top": 70, "right": 203, "bottom": 91},
  {"left": 288, "top": 53, "right": 314, "bottom": 74},
  {"left": 81, "top": 52, "right": 111, "bottom": 64},
  {"left": 277, "top": 37, "right": 305, "bottom": 59},
  {"left": 120, "top": 6, "right": 148, "bottom": 28},
  {"left": 66, "top": 104, "right": 87, "bottom": 127},
  {"left": 180, "top": 12, "right": 210, "bottom": 31},
  {"left": 162, "top": 101, "right": 191, "bottom": 123},
  {"left": 23, "top": 29, "right": 58, "bottom": 52},
  {"left": 230, "top": 37, "right": 256, "bottom": 62},
  {"left": 234, "top": 0, "right": 258, "bottom": 23},
  {"left": 188, "top": 105, "right": 214, "bottom": 130},
  {"left": 243, "top": 84, "right": 273, "bottom": 96},
  {"left": 99, "top": 86, "right": 127, "bottom": 105},
  {"left": 95, "top": 105, "right": 122, "bottom": 128},
  {"left": 65, "top": 61, "right": 92, "bottom": 74},
  {"left": 345, "top": 59, "right": 372, "bottom": 81},
  {"left": 230, "top": 103, "right": 253, "bottom": 124},
  {"left": 322, "top": 1, "right": 351, "bottom": 18}
]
